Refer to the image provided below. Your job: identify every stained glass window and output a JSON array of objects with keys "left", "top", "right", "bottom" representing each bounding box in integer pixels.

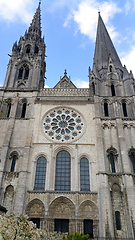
[
  {"left": 34, "top": 157, "right": 47, "bottom": 190},
  {"left": 80, "top": 158, "right": 90, "bottom": 191},
  {"left": 55, "top": 151, "right": 71, "bottom": 191}
]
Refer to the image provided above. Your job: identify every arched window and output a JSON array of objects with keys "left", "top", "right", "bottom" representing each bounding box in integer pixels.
[
  {"left": 80, "top": 157, "right": 90, "bottom": 191},
  {"left": 104, "top": 102, "right": 109, "bottom": 117},
  {"left": 10, "top": 155, "right": 17, "bottom": 172},
  {"left": 122, "top": 102, "right": 128, "bottom": 117},
  {"left": 18, "top": 64, "right": 29, "bottom": 80},
  {"left": 129, "top": 152, "right": 135, "bottom": 173},
  {"left": 7, "top": 101, "right": 11, "bottom": 118},
  {"left": 26, "top": 45, "right": 31, "bottom": 53},
  {"left": 109, "top": 153, "right": 116, "bottom": 173},
  {"left": 92, "top": 82, "right": 95, "bottom": 95},
  {"left": 21, "top": 102, "right": 26, "bottom": 118},
  {"left": 111, "top": 84, "right": 115, "bottom": 96},
  {"left": 34, "top": 156, "right": 47, "bottom": 190},
  {"left": 55, "top": 150, "right": 71, "bottom": 191},
  {"left": 115, "top": 211, "right": 121, "bottom": 230}
]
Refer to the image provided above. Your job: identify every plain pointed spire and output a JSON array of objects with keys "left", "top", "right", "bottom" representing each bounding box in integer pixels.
[
  {"left": 93, "top": 13, "right": 123, "bottom": 73},
  {"left": 28, "top": 2, "right": 41, "bottom": 37}
]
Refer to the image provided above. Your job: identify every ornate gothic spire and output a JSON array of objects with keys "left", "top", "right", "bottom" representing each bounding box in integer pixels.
[
  {"left": 28, "top": 2, "right": 41, "bottom": 37},
  {"left": 93, "top": 13, "right": 123, "bottom": 73}
]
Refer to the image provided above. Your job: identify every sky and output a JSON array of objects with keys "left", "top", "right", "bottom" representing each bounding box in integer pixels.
[{"left": 0, "top": 0, "right": 135, "bottom": 88}]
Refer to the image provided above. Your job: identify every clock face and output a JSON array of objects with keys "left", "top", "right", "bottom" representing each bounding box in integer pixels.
[{"left": 42, "top": 107, "right": 85, "bottom": 143}]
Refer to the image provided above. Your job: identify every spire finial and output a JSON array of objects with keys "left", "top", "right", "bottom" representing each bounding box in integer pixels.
[
  {"left": 98, "top": 7, "right": 100, "bottom": 14},
  {"left": 39, "top": 0, "right": 41, "bottom": 4},
  {"left": 64, "top": 69, "right": 67, "bottom": 76}
]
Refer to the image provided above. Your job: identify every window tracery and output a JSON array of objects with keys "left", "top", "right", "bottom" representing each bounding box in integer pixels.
[
  {"left": 17, "top": 64, "right": 29, "bottom": 87},
  {"left": 43, "top": 107, "right": 85, "bottom": 143}
]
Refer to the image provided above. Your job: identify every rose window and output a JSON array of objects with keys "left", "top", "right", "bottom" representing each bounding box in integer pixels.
[{"left": 43, "top": 107, "right": 84, "bottom": 142}]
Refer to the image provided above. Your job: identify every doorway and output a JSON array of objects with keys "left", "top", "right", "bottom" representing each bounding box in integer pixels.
[
  {"left": 84, "top": 219, "right": 93, "bottom": 238},
  {"left": 55, "top": 219, "right": 69, "bottom": 233},
  {"left": 30, "top": 218, "right": 40, "bottom": 229}
]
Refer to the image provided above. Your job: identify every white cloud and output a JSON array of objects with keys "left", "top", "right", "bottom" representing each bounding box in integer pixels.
[
  {"left": 121, "top": 46, "right": 135, "bottom": 77},
  {"left": 124, "top": 1, "right": 131, "bottom": 14},
  {"left": 72, "top": 0, "right": 121, "bottom": 41},
  {"left": 0, "top": 0, "right": 35, "bottom": 24},
  {"left": 44, "top": 85, "right": 50, "bottom": 88},
  {"left": 73, "top": 79, "right": 89, "bottom": 88}
]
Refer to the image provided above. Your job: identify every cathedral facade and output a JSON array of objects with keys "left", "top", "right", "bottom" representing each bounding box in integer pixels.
[{"left": 0, "top": 3, "right": 135, "bottom": 238}]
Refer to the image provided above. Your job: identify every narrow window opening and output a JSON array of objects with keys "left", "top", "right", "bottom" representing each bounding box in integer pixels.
[
  {"left": 115, "top": 211, "right": 121, "bottom": 230},
  {"left": 24, "top": 67, "right": 29, "bottom": 79},
  {"left": 26, "top": 45, "right": 31, "bottom": 53},
  {"left": 110, "top": 153, "right": 116, "bottom": 173},
  {"left": 122, "top": 102, "right": 128, "bottom": 117},
  {"left": 10, "top": 155, "right": 17, "bottom": 172},
  {"left": 111, "top": 84, "right": 115, "bottom": 96},
  {"left": 130, "top": 153, "right": 135, "bottom": 173},
  {"left": 92, "top": 82, "right": 95, "bottom": 95},
  {"left": 7, "top": 102, "right": 11, "bottom": 118},
  {"left": 104, "top": 102, "right": 109, "bottom": 117},
  {"left": 21, "top": 103, "right": 26, "bottom": 118},
  {"left": 18, "top": 67, "right": 23, "bottom": 79},
  {"left": 110, "top": 65, "right": 112, "bottom": 72},
  {"left": 35, "top": 45, "right": 39, "bottom": 54}
]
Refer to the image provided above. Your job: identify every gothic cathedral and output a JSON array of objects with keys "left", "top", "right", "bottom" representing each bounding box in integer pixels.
[{"left": 0, "top": 3, "right": 135, "bottom": 239}]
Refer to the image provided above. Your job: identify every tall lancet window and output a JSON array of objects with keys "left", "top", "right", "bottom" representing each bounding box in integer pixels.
[
  {"left": 55, "top": 150, "right": 71, "bottom": 191},
  {"left": 18, "top": 64, "right": 29, "bottom": 81},
  {"left": 115, "top": 211, "right": 121, "bottom": 230},
  {"left": 122, "top": 102, "right": 128, "bottom": 117},
  {"left": 7, "top": 101, "right": 11, "bottom": 118},
  {"left": 34, "top": 157, "right": 47, "bottom": 190},
  {"left": 129, "top": 150, "right": 135, "bottom": 173},
  {"left": 111, "top": 84, "right": 115, "bottom": 96},
  {"left": 104, "top": 102, "right": 109, "bottom": 117},
  {"left": 92, "top": 82, "right": 95, "bottom": 95},
  {"left": 80, "top": 157, "right": 90, "bottom": 191},
  {"left": 10, "top": 155, "right": 17, "bottom": 172},
  {"left": 109, "top": 153, "right": 116, "bottom": 173}
]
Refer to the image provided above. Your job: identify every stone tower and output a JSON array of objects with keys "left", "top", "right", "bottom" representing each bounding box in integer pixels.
[
  {"left": 4, "top": 2, "right": 46, "bottom": 89},
  {"left": 0, "top": 5, "right": 135, "bottom": 239}
]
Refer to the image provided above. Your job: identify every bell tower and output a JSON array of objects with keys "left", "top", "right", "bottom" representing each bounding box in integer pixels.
[{"left": 4, "top": 2, "right": 46, "bottom": 89}]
